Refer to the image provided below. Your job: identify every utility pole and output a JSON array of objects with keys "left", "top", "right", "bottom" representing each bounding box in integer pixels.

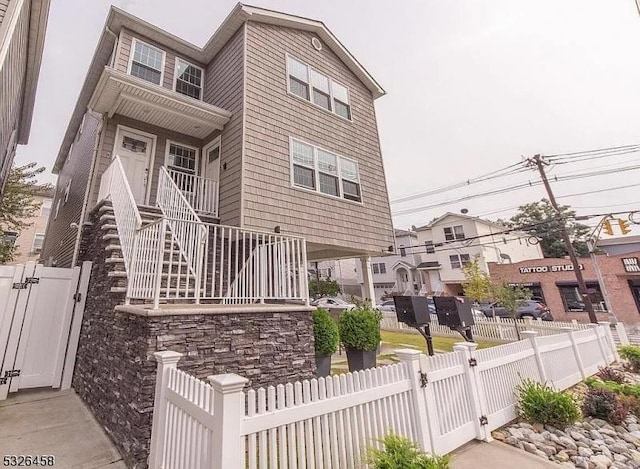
[{"left": 528, "top": 155, "right": 598, "bottom": 323}]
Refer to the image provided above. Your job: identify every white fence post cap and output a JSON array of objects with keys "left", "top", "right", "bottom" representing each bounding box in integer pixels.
[
  {"left": 598, "top": 321, "right": 611, "bottom": 327},
  {"left": 454, "top": 342, "right": 478, "bottom": 351},
  {"left": 521, "top": 330, "right": 538, "bottom": 338},
  {"left": 208, "top": 373, "right": 249, "bottom": 393},
  {"left": 154, "top": 350, "right": 183, "bottom": 364},
  {"left": 586, "top": 323, "right": 599, "bottom": 329},
  {"left": 395, "top": 348, "right": 422, "bottom": 361},
  {"left": 560, "top": 326, "right": 575, "bottom": 332}
]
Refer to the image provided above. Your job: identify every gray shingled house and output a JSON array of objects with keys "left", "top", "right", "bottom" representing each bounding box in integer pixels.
[{"left": 41, "top": 4, "right": 394, "bottom": 466}]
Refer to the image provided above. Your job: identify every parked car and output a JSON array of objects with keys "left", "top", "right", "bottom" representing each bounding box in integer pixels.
[
  {"left": 379, "top": 300, "right": 397, "bottom": 313},
  {"left": 477, "top": 300, "right": 553, "bottom": 321},
  {"left": 312, "top": 297, "right": 356, "bottom": 311}
]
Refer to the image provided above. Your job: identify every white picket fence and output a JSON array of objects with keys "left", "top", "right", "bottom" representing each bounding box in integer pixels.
[
  {"left": 381, "top": 312, "right": 630, "bottom": 345},
  {"left": 148, "top": 323, "right": 618, "bottom": 468}
]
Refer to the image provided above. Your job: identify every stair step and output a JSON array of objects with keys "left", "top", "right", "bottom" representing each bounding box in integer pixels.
[
  {"left": 105, "top": 244, "right": 122, "bottom": 252},
  {"left": 110, "top": 287, "right": 128, "bottom": 293},
  {"left": 102, "top": 233, "right": 120, "bottom": 241},
  {"left": 105, "top": 257, "right": 124, "bottom": 264},
  {"left": 100, "top": 223, "right": 118, "bottom": 231},
  {"left": 99, "top": 204, "right": 114, "bottom": 214},
  {"left": 107, "top": 271, "right": 128, "bottom": 278}
]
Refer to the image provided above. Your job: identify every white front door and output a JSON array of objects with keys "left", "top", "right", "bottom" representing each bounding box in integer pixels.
[
  {"left": 203, "top": 138, "right": 221, "bottom": 183},
  {"left": 116, "top": 129, "right": 154, "bottom": 204}
]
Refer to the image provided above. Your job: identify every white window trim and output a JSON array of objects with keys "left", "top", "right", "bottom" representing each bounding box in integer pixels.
[
  {"left": 128, "top": 37, "right": 166, "bottom": 87},
  {"left": 444, "top": 225, "right": 466, "bottom": 241},
  {"left": 289, "top": 137, "right": 362, "bottom": 205},
  {"left": 32, "top": 233, "right": 45, "bottom": 253},
  {"left": 285, "top": 53, "right": 353, "bottom": 123},
  {"left": 449, "top": 253, "right": 471, "bottom": 269},
  {"left": 165, "top": 140, "right": 200, "bottom": 174},
  {"left": 64, "top": 179, "right": 72, "bottom": 204},
  {"left": 54, "top": 199, "right": 61, "bottom": 220},
  {"left": 173, "top": 57, "right": 205, "bottom": 100}
]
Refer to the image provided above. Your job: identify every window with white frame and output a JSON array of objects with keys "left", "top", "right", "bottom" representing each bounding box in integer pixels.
[
  {"left": 32, "top": 233, "right": 45, "bottom": 253},
  {"left": 290, "top": 138, "right": 361, "bottom": 202},
  {"left": 130, "top": 39, "right": 165, "bottom": 85},
  {"left": 372, "top": 262, "right": 386, "bottom": 275},
  {"left": 167, "top": 142, "right": 198, "bottom": 192},
  {"left": 425, "top": 240, "right": 435, "bottom": 254},
  {"left": 174, "top": 58, "right": 203, "bottom": 100},
  {"left": 444, "top": 225, "right": 465, "bottom": 241},
  {"left": 40, "top": 198, "right": 52, "bottom": 218},
  {"left": 449, "top": 254, "right": 471, "bottom": 269},
  {"left": 64, "top": 180, "right": 72, "bottom": 204},
  {"left": 287, "top": 55, "right": 352, "bottom": 120}
]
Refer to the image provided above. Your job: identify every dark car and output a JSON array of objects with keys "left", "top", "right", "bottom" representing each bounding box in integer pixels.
[{"left": 478, "top": 300, "right": 554, "bottom": 321}]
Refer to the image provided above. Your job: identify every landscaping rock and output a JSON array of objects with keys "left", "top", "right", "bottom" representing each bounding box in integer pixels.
[
  {"left": 491, "top": 430, "right": 506, "bottom": 441},
  {"left": 522, "top": 442, "right": 538, "bottom": 454},
  {"left": 578, "top": 447, "right": 594, "bottom": 457},
  {"left": 537, "top": 444, "right": 557, "bottom": 457},
  {"left": 528, "top": 432, "right": 545, "bottom": 443},
  {"left": 590, "top": 454, "right": 612, "bottom": 468},
  {"left": 559, "top": 436, "right": 578, "bottom": 450},
  {"left": 556, "top": 450, "right": 571, "bottom": 462}
]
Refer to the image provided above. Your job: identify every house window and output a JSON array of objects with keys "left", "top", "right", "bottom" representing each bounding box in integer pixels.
[
  {"left": 623, "top": 257, "right": 640, "bottom": 273},
  {"left": 444, "top": 225, "right": 465, "bottom": 241},
  {"left": 32, "top": 233, "right": 45, "bottom": 253},
  {"left": 174, "top": 58, "right": 203, "bottom": 100},
  {"left": 130, "top": 39, "right": 165, "bottom": 85},
  {"left": 425, "top": 240, "right": 435, "bottom": 254},
  {"left": 372, "top": 263, "right": 379, "bottom": 274},
  {"left": 372, "top": 263, "right": 386, "bottom": 274},
  {"left": 558, "top": 283, "right": 608, "bottom": 312},
  {"left": 399, "top": 247, "right": 406, "bottom": 257},
  {"left": 167, "top": 142, "right": 198, "bottom": 192},
  {"left": 290, "top": 138, "right": 361, "bottom": 202},
  {"left": 40, "top": 198, "right": 52, "bottom": 218},
  {"left": 450, "top": 254, "right": 471, "bottom": 269},
  {"left": 378, "top": 263, "right": 386, "bottom": 274},
  {"left": 64, "top": 180, "right": 72, "bottom": 204},
  {"left": 287, "top": 55, "right": 352, "bottom": 120}
]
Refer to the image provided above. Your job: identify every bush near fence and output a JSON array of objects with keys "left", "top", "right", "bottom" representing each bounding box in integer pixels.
[{"left": 148, "top": 323, "right": 618, "bottom": 469}]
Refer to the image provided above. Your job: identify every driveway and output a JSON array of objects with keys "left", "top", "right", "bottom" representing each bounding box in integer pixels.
[{"left": 0, "top": 389, "right": 125, "bottom": 469}]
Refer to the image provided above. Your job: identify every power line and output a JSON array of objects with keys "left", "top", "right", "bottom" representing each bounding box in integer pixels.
[{"left": 545, "top": 144, "right": 640, "bottom": 160}]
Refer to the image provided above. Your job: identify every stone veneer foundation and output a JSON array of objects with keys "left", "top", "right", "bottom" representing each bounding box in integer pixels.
[{"left": 73, "top": 208, "right": 316, "bottom": 468}]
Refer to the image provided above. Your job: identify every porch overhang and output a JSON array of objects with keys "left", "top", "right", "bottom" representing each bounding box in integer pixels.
[
  {"left": 417, "top": 261, "right": 441, "bottom": 271},
  {"left": 88, "top": 67, "right": 232, "bottom": 139}
]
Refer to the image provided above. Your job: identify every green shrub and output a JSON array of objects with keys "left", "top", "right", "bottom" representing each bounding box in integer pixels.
[
  {"left": 338, "top": 305, "right": 382, "bottom": 352},
  {"left": 620, "top": 346, "right": 640, "bottom": 373},
  {"left": 585, "top": 377, "right": 640, "bottom": 399},
  {"left": 366, "top": 434, "right": 449, "bottom": 469},
  {"left": 313, "top": 308, "right": 340, "bottom": 357},
  {"left": 596, "top": 366, "right": 626, "bottom": 384},
  {"left": 582, "top": 387, "right": 630, "bottom": 425},
  {"left": 621, "top": 394, "right": 640, "bottom": 419},
  {"left": 516, "top": 379, "right": 580, "bottom": 428}
]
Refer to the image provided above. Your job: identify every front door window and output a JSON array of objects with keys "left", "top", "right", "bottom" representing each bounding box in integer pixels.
[{"left": 203, "top": 139, "right": 221, "bottom": 183}]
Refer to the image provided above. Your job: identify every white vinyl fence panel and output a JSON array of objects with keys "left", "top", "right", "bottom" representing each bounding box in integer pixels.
[{"left": 149, "top": 323, "right": 619, "bottom": 469}]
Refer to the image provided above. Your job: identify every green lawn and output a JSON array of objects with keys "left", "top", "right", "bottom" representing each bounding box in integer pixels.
[{"left": 380, "top": 330, "right": 501, "bottom": 353}]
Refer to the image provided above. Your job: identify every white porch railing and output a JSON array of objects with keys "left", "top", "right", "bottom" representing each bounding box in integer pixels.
[
  {"left": 149, "top": 324, "right": 618, "bottom": 468},
  {"left": 168, "top": 168, "right": 219, "bottom": 216},
  {"left": 98, "top": 157, "right": 142, "bottom": 274},
  {"left": 127, "top": 218, "right": 309, "bottom": 307}
]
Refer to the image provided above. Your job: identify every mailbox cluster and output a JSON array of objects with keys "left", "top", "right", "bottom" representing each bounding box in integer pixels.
[{"left": 393, "top": 295, "right": 475, "bottom": 328}]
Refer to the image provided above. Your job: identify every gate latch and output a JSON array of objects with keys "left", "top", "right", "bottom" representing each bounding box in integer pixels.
[
  {"left": 25, "top": 277, "right": 39, "bottom": 284},
  {"left": 0, "top": 370, "right": 20, "bottom": 384},
  {"left": 73, "top": 292, "right": 82, "bottom": 302},
  {"left": 12, "top": 282, "right": 27, "bottom": 289},
  {"left": 419, "top": 372, "right": 428, "bottom": 388}
]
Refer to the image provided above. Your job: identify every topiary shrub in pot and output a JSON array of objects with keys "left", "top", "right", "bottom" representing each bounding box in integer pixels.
[
  {"left": 338, "top": 305, "right": 382, "bottom": 372},
  {"left": 313, "top": 308, "right": 339, "bottom": 377}
]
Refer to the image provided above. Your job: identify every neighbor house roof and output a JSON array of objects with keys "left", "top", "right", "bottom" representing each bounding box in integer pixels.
[
  {"left": 414, "top": 212, "right": 507, "bottom": 232},
  {"left": 53, "top": 3, "right": 385, "bottom": 173}
]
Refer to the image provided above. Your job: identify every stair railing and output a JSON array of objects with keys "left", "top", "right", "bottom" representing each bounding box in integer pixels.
[{"left": 98, "top": 157, "right": 142, "bottom": 276}]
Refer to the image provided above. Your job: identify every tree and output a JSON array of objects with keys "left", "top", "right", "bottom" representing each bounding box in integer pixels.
[
  {"left": 461, "top": 257, "right": 494, "bottom": 304},
  {"left": 506, "top": 199, "right": 591, "bottom": 258},
  {"left": 493, "top": 282, "right": 532, "bottom": 340},
  {"left": 309, "top": 279, "right": 341, "bottom": 299},
  {"left": 0, "top": 163, "right": 51, "bottom": 264}
]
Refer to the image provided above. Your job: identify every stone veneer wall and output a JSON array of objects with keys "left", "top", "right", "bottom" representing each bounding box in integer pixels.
[{"left": 73, "top": 208, "right": 316, "bottom": 468}]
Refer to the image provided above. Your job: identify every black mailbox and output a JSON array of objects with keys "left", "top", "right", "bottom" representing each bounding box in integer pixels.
[
  {"left": 393, "top": 296, "right": 431, "bottom": 326},
  {"left": 433, "top": 296, "right": 475, "bottom": 328}
]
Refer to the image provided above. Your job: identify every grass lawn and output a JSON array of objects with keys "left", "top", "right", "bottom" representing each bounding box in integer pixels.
[{"left": 380, "top": 330, "right": 501, "bottom": 353}]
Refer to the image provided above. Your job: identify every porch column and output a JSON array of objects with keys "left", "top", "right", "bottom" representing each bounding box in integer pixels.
[{"left": 360, "top": 255, "right": 377, "bottom": 308}]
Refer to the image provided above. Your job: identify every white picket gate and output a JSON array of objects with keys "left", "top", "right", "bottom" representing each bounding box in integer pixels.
[
  {"left": 148, "top": 323, "right": 618, "bottom": 468},
  {"left": 0, "top": 261, "right": 91, "bottom": 400}
]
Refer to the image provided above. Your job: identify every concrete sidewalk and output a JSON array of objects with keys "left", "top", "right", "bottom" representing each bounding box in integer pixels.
[
  {"left": 0, "top": 389, "right": 125, "bottom": 469},
  {"left": 451, "top": 440, "right": 557, "bottom": 468}
]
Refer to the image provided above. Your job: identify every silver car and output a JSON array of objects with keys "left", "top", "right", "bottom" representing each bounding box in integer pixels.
[{"left": 312, "top": 297, "right": 356, "bottom": 311}]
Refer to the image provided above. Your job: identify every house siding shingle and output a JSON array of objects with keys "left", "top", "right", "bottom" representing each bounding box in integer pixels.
[
  {"left": 0, "top": 0, "right": 28, "bottom": 194},
  {"left": 242, "top": 22, "right": 393, "bottom": 257},
  {"left": 40, "top": 113, "right": 100, "bottom": 267},
  {"left": 202, "top": 26, "right": 244, "bottom": 227}
]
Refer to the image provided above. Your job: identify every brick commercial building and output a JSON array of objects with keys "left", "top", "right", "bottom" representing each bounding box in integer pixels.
[{"left": 489, "top": 252, "right": 640, "bottom": 324}]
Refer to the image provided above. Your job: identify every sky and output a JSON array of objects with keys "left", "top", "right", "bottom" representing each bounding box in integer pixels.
[{"left": 15, "top": 0, "right": 640, "bottom": 238}]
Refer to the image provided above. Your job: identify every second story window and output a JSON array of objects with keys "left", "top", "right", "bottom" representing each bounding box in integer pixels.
[
  {"left": 130, "top": 39, "right": 165, "bottom": 85},
  {"left": 444, "top": 225, "right": 465, "bottom": 241},
  {"left": 290, "top": 138, "right": 361, "bottom": 202},
  {"left": 287, "top": 55, "right": 352, "bottom": 121},
  {"left": 372, "top": 262, "right": 386, "bottom": 274},
  {"left": 399, "top": 247, "right": 406, "bottom": 257},
  {"left": 450, "top": 254, "right": 471, "bottom": 269},
  {"left": 175, "top": 58, "right": 203, "bottom": 100},
  {"left": 40, "top": 198, "right": 52, "bottom": 218},
  {"left": 425, "top": 240, "right": 435, "bottom": 254}
]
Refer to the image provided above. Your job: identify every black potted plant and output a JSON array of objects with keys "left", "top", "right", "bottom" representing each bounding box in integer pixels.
[
  {"left": 313, "top": 308, "right": 340, "bottom": 377},
  {"left": 338, "top": 304, "right": 382, "bottom": 372}
]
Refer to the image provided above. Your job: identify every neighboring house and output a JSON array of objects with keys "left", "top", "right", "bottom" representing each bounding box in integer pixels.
[
  {"left": 356, "top": 229, "right": 421, "bottom": 301},
  {"left": 314, "top": 258, "right": 361, "bottom": 297},
  {"left": 597, "top": 235, "right": 640, "bottom": 256},
  {"left": 357, "top": 213, "right": 544, "bottom": 300},
  {"left": 5, "top": 186, "right": 53, "bottom": 263},
  {"left": 0, "top": 0, "right": 51, "bottom": 198},
  {"left": 414, "top": 213, "right": 544, "bottom": 295}
]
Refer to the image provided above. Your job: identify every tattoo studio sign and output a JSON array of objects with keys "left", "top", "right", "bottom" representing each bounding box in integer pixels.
[{"left": 518, "top": 264, "right": 584, "bottom": 274}]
